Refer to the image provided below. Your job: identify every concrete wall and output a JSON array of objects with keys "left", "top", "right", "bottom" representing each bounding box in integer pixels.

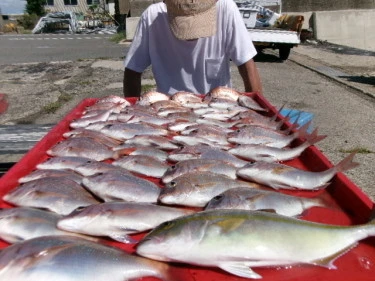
[
  {"left": 130, "top": 0, "right": 162, "bottom": 17},
  {"left": 313, "top": 9, "right": 375, "bottom": 51},
  {"left": 282, "top": 0, "right": 375, "bottom": 12}
]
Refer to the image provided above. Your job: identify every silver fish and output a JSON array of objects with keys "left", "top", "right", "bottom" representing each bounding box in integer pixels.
[
  {"left": 137, "top": 91, "right": 170, "bottom": 106},
  {"left": 204, "top": 86, "right": 241, "bottom": 101},
  {"left": 208, "top": 97, "right": 239, "bottom": 109},
  {"left": 204, "top": 187, "right": 327, "bottom": 217},
  {"left": 181, "top": 124, "right": 231, "bottom": 146},
  {"left": 126, "top": 146, "right": 170, "bottom": 162},
  {"left": 112, "top": 155, "right": 170, "bottom": 178},
  {"left": 137, "top": 209, "right": 375, "bottom": 279},
  {"left": 57, "top": 202, "right": 194, "bottom": 243},
  {"left": 46, "top": 137, "right": 118, "bottom": 161},
  {"left": 63, "top": 128, "right": 122, "bottom": 148},
  {"left": 18, "top": 169, "right": 83, "bottom": 184},
  {"left": 236, "top": 152, "right": 360, "bottom": 190},
  {"left": 70, "top": 109, "right": 112, "bottom": 128},
  {"left": 230, "top": 110, "right": 284, "bottom": 131},
  {"left": 36, "top": 156, "right": 93, "bottom": 170},
  {"left": 168, "top": 145, "right": 248, "bottom": 167},
  {"left": 170, "top": 91, "right": 206, "bottom": 108},
  {"left": 159, "top": 172, "right": 260, "bottom": 207},
  {"left": 157, "top": 106, "right": 192, "bottom": 117},
  {"left": 196, "top": 117, "right": 241, "bottom": 128},
  {"left": 99, "top": 123, "right": 169, "bottom": 141},
  {"left": 151, "top": 100, "right": 182, "bottom": 111},
  {"left": 123, "top": 135, "right": 180, "bottom": 151},
  {"left": 172, "top": 135, "right": 230, "bottom": 150},
  {"left": 81, "top": 170, "right": 160, "bottom": 202},
  {"left": 162, "top": 159, "right": 237, "bottom": 183},
  {"left": 96, "top": 95, "right": 130, "bottom": 105},
  {"left": 74, "top": 160, "right": 130, "bottom": 177},
  {"left": 83, "top": 102, "right": 127, "bottom": 114},
  {"left": 228, "top": 128, "right": 327, "bottom": 162},
  {"left": 237, "top": 95, "right": 267, "bottom": 112},
  {"left": 168, "top": 121, "right": 198, "bottom": 132},
  {"left": 3, "top": 177, "right": 99, "bottom": 215},
  {"left": 227, "top": 122, "right": 311, "bottom": 148},
  {"left": 0, "top": 207, "right": 96, "bottom": 243},
  {"left": 0, "top": 235, "right": 172, "bottom": 281}
]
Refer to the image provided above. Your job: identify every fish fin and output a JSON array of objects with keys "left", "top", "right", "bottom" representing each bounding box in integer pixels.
[
  {"left": 311, "top": 243, "right": 358, "bottom": 269},
  {"left": 295, "top": 120, "right": 313, "bottom": 140},
  {"left": 335, "top": 152, "right": 360, "bottom": 173},
  {"left": 110, "top": 233, "right": 138, "bottom": 244},
  {"left": 305, "top": 128, "right": 327, "bottom": 146},
  {"left": 218, "top": 262, "right": 262, "bottom": 279},
  {"left": 271, "top": 103, "right": 286, "bottom": 122}
]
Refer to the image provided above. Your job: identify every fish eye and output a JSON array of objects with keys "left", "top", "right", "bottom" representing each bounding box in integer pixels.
[
  {"left": 212, "top": 195, "right": 223, "bottom": 201},
  {"left": 168, "top": 181, "right": 177, "bottom": 188},
  {"left": 170, "top": 165, "right": 176, "bottom": 170},
  {"left": 159, "top": 220, "right": 175, "bottom": 229},
  {"left": 74, "top": 206, "right": 86, "bottom": 212},
  {"left": 236, "top": 129, "right": 241, "bottom": 133}
]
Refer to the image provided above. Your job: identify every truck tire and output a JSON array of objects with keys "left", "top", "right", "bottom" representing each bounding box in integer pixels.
[{"left": 279, "top": 46, "right": 291, "bottom": 61}]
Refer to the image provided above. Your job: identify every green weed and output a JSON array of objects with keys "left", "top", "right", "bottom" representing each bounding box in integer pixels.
[
  {"left": 110, "top": 32, "right": 126, "bottom": 43},
  {"left": 43, "top": 93, "right": 73, "bottom": 113},
  {"left": 141, "top": 84, "right": 156, "bottom": 92}
]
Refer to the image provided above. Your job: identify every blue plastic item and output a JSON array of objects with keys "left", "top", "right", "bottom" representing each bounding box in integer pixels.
[{"left": 280, "top": 108, "right": 314, "bottom": 133}]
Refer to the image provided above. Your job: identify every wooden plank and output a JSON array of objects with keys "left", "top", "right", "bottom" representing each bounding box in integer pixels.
[{"left": 0, "top": 124, "right": 54, "bottom": 154}]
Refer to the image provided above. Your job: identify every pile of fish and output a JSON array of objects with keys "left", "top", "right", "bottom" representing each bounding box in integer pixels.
[{"left": 0, "top": 86, "right": 370, "bottom": 280}]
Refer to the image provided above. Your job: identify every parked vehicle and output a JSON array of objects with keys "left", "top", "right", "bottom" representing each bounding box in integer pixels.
[{"left": 236, "top": 0, "right": 304, "bottom": 60}]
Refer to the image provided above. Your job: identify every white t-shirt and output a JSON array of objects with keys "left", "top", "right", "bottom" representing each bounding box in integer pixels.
[{"left": 124, "top": 0, "right": 257, "bottom": 95}]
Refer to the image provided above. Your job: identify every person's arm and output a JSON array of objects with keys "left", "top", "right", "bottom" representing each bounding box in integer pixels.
[
  {"left": 123, "top": 68, "right": 142, "bottom": 98},
  {"left": 237, "top": 59, "right": 263, "bottom": 94}
]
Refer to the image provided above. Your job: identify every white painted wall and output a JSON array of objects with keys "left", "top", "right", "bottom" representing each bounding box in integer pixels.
[{"left": 313, "top": 9, "right": 375, "bottom": 51}]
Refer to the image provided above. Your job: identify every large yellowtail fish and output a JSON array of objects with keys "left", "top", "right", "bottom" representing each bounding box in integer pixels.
[
  {"left": 236, "top": 152, "right": 359, "bottom": 190},
  {"left": 137, "top": 209, "right": 375, "bottom": 279}
]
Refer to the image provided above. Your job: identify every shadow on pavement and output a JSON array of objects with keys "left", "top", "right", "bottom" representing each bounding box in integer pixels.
[
  {"left": 339, "top": 75, "right": 375, "bottom": 86},
  {"left": 254, "top": 52, "right": 284, "bottom": 63}
]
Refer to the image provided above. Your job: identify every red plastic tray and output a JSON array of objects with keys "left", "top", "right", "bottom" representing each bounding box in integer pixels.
[{"left": 0, "top": 94, "right": 374, "bottom": 281}]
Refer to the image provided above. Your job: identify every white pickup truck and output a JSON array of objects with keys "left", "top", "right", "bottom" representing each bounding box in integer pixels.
[{"left": 235, "top": 0, "right": 304, "bottom": 60}]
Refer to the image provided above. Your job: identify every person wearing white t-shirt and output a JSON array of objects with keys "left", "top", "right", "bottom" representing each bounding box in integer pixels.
[{"left": 123, "top": 0, "right": 263, "bottom": 97}]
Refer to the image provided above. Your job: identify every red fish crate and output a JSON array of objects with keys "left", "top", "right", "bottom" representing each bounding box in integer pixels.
[{"left": 0, "top": 93, "right": 374, "bottom": 281}]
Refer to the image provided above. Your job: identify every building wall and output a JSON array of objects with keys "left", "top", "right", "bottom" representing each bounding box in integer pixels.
[
  {"left": 282, "top": 0, "right": 375, "bottom": 12},
  {"left": 313, "top": 9, "right": 375, "bottom": 51},
  {"left": 44, "top": 0, "right": 105, "bottom": 14}
]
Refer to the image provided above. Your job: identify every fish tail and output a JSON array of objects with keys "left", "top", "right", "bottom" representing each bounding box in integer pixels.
[
  {"left": 305, "top": 128, "right": 327, "bottom": 146},
  {"left": 296, "top": 120, "right": 313, "bottom": 140},
  {"left": 335, "top": 152, "right": 360, "bottom": 173},
  {"left": 271, "top": 103, "right": 286, "bottom": 122}
]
